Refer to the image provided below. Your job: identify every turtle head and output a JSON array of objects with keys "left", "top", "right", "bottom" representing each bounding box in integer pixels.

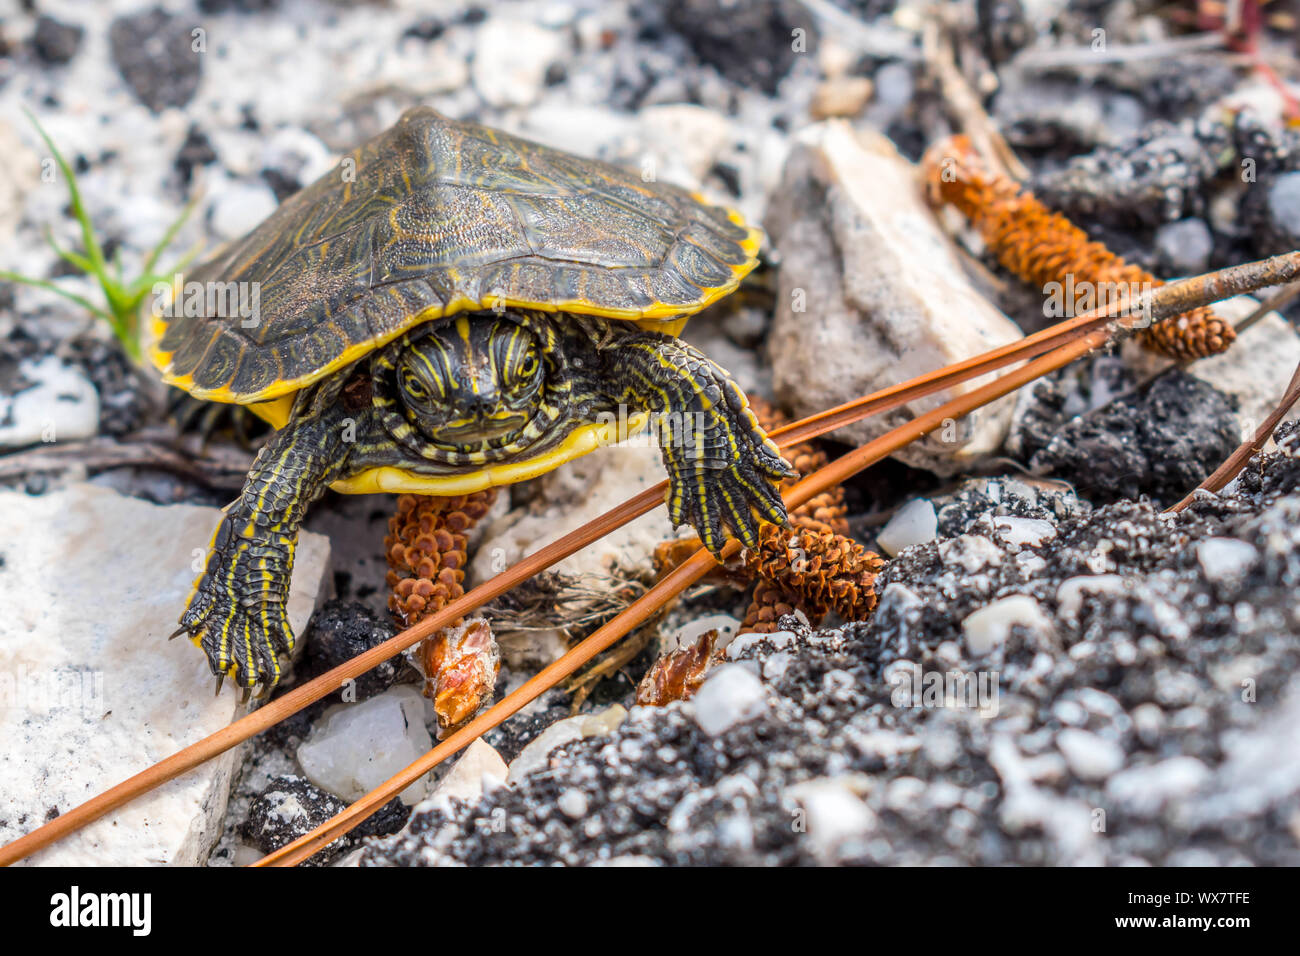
[{"left": 398, "top": 315, "right": 544, "bottom": 445}]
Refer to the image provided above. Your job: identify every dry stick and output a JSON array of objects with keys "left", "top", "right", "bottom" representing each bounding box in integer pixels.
[
  {"left": 923, "top": 16, "right": 1029, "bottom": 182},
  {"left": 1168, "top": 356, "right": 1300, "bottom": 513},
  {"left": 258, "top": 313, "right": 1137, "bottom": 867},
  {"left": 5, "top": 251, "right": 1297, "bottom": 866}
]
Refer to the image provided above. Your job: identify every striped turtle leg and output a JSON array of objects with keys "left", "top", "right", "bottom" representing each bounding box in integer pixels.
[
  {"left": 602, "top": 331, "right": 794, "bottom": 557},
  {"left": 178, "top": 394, "right": 355, "bottom": 692}
]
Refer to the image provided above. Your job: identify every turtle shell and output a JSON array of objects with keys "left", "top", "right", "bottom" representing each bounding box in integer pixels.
[{"left": 148, "top": 106, "right": 761, "bottom": 404}]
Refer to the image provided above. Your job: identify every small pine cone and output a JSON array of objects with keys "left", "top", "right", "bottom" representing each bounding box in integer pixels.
[
  {"left": 748, "top": 525, "right": 884, "bottom": 623},
  {"left": 921, "top": 135, "right": 1235, "bottom": 361},
  {"left": 420, "top": 617, "right": 500, "bottom": 732},
  {"left": 635, "top": 629, "right": 719, "bottom": 706},
  {"left": 740, "top": 579, "right": 804, "bottom": 633},
  {"left": 385, "top": 491, "right": 498, "bottom": 728},
  {"left": 384, "top": 490, "right": 497, "bottom": 627}
]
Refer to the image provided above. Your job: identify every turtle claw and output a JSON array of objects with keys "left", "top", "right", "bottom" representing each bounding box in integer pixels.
[
  {"left": 661, "top": 383, "right": 792, "bottom": 559},
  {"left": 214, "top": 673, "right": 226, "bottom": 697},
  {"left": 180, "top": 539, "right": 296, "bottom": 693}
]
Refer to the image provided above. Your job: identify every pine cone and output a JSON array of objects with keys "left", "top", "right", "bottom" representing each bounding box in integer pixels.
[{"left": 921, "top": 135, "right": 1235, "bottom": 361}]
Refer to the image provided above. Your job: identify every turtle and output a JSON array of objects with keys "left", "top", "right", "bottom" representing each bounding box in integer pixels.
[{"left": 149, "top": 106, "right": 793, "bottom": 692}]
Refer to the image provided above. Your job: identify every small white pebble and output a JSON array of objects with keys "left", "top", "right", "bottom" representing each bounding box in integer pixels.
[
  {"left": 210, "top": 179, "right": 278, "bottom": 240},
  {"left": 961, "top": 595, "right": 1054, "bottom": 656},
  {"left": 993, "top": 516, "right": 1056, "bottom": 548},
  {"left": 877, "top": 498, "right": 938, "bottom": 557},
  {"left": 1107, "top": 756, "right": 1210, "bottom": 813},
  {"left": 1196, "top": 537, "right": 1259, "bottom": 584},
  {"left": 1056, "top": 728, "right": 1125, "bottom": 781},
  {"left": 692, "top": 664, "right": 767, "bottom": 736},
  {"left": 557, "top": 788, "right": 589, "bottom": 820}
]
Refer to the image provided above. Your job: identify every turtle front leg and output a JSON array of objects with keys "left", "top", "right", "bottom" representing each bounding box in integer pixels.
[
  {"left": 603, "top": 332, "right": 794, "bottom": 556},
  {"left": 178, "top": 404, "right": 352, "bottom": 692}
]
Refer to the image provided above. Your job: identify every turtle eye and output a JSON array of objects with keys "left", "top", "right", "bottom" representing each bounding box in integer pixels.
[
  {"left": 517, "top": 344, "right": 540, "bottom": 380},
  {"left": 400, "top": 368, "right": 429, "bottom": 404}
]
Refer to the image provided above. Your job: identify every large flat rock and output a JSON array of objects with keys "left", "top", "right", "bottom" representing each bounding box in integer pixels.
[
  {"left": 0, "top": 483, "right": 331, "bottom": 865},
  {"left": 767, "top": 121, "right": 1025, "bottom": 476}
]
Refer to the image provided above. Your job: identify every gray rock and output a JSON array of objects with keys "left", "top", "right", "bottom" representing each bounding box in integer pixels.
[
  {"left": 665, "top": 0, "right": 804, "bottom": 95},
  {"left": 1122, "top": 295, "right": 1300, "bottom": 434},
  {"left": 109, "top": 8, "right": 203, "bottom": 113},
  {"left": 1013, "top": 368, "right": 1240, "bottom": 505},
  {"left": 767, "top": 122, "right": 1024, "bottom": 476},
  {"left": 242, "top": 775, "right": 350, "bottom": 866},
  {"left": 1266, "top": 171, "right": 1300, "bottom": 246},
  {"left": 31, "top": 15, "right": 84, "bottom": 65}
]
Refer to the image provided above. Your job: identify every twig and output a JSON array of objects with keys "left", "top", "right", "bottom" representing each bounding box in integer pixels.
[
  {"left": 923, "top": 16, "right": 1030, "bottom": 182},
  {"left": 0, "top": 431, "right": 253, "bottom": 489},
  {"left": 1168, "top": 356, "right": 1300, "bottom": 512},
  {"left": 1008, "top": 32, "right": 1227, "bottom": 69}
]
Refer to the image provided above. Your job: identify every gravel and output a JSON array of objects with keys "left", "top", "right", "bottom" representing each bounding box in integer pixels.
[{"left": 360, "top": 433, "right": 1300, "bottom": 866}]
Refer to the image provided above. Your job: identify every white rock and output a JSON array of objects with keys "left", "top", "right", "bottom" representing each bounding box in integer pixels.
[
  {"left": 0, "top": 484, "right": 330, "bottom": 865},
  {"left": 938, "top": 534, "right": 1003, "bottom": 573},
  {"left": 260, "top": 125, "right": 336, "bottom": 186},
  {"left": 767, "top": 122, "right": 1024, "bottom": 476},
  {"left": 993, "top": 516, "right": 1057, "bottom": 549},
  {"left": 209, "top": 178, "right": 278, "bottom": 240},
  {"left": 515, "top": 104, "right": 636, "bottom": 160},
  {"left": 507, "top": 704, "right": 627, "bottom": 784},
  {"left": 557, "top": 788, "right": 590, "bottom": 820},
  {"left": 471, "top": 19, "right": 567, "bottom": 108},
  {"left": 1106, "top": 756, "right": 1211, "bottom": 814},
  {"left": 876, "top": 498, "right": 938, "bottom": 556},
  {"left": 787, "top": 776, "right": 876, "bottom": 861},
  {"left": 0, "top": 355, "right": 99, "bottom": 448},
  {"left": 1056, "top": 728, "right": 1125, "bottom": 781},
  {"left": 989, "top": 734, "right": 1102, "bottom": 864},
  {"left": 413, "top": 738, "right": 508, "bottom": 814},
  {"left": 725, "top": 628, "right": 798, "bottom": 660},
  {"left": 961, "top": 595, "right": 1055, "bottom": 656},
  {"left": 297, "top": 685, "right": 434, "bottom": 806},
  {"left": 1196, "top": 537, "right": 1259, "bottom": 585},
  {"left": 636, "top": 104, "right": 734, "bottom": 189},
  {"left": 692, "top": 664, "right": 768, "bottom": 736},
  {"left": 0, "top": 117, "right": 38, "bottom": 245}
]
